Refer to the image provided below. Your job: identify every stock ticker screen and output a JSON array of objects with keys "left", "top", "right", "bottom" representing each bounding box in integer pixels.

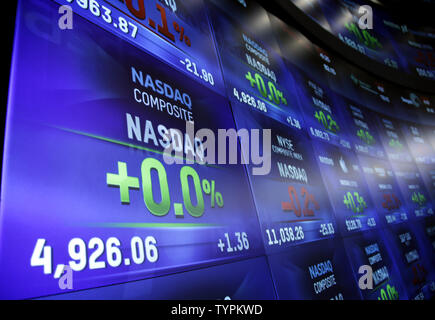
[
  {"left": 290, "top": 0, "right": 435, "bottom": 80},
  {"left": 0, "top": 0, "right": 434, "bottom": 300}
]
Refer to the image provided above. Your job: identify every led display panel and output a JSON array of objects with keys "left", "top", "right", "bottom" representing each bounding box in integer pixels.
[{"left": 1, "top": 0, "right": 434, "bottom": 300}]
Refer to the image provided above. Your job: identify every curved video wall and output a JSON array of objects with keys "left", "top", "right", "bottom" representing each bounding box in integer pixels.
[
  {"left": 287, "top": 0, "right": 435, "bottom": 87},
  {"left": 0, "top": 0, "right": 434, "bottom": 300}
]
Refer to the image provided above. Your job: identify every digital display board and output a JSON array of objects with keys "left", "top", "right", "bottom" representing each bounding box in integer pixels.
[
  {"left": 313, "top": 140, "right": 379, "bottom": 235},
  {"left": 0, "top": 0, "right": 434, "bottom": 300},
  {"left": 389, "top": 161, "right": 434, "bottom": 220},
  {"left": 380, "top": 11, "right": 435, "bottom": 80},
  {"left": 54, "top": 0, "right": 226, "bottom": 94},
  {"left": 375, "top": 112, "right": 413, "bottom": 163},
  {"left": 289, "top": 0, "right": 435, "bottom": 80},
  {"left": 357, "top": 155, "right": 409, "bottom": 226},
  {"left": 335, "top": 96, "right": 386, "bottom": 158},
  {"left": 268, "top": 238, "right": 361, "bottom": 299},
  {"left": 1, "top": 0, "right": 265, "bottom": 299},
  {"left": 342, "top": 229, "right": 407, "bottom": 300},
  {"left": 317, "top": 0, "right": 403, "bottom": 70},
  {"left": 39, "top": 256, "right": 277, "bottom": 300},
  {"left": 382, "top": 223, "right": 435, "bottom": 299}
]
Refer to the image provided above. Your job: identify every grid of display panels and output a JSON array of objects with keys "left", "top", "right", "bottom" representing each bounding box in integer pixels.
[
  {"left": 0, "top": 0, "right": 434, "bottom": 300},
  {"left": 289, "top": 0, "right": 435, "bottom": 81}
]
